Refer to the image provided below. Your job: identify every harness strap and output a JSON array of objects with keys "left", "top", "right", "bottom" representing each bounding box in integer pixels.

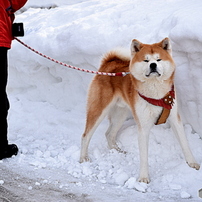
[
  {"left": 138, "top": 85, "right": 175, "bottom": 125},
  {"left": 155, "top": 107, "right": 170, "bottom": 125}
]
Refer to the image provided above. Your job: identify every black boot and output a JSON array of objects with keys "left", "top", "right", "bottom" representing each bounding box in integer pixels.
[{"left": 0, "top": 144, "right": 18, "bottom": 160}]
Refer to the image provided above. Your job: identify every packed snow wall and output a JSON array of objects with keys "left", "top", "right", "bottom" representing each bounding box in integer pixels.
[{"left": 9, "top": 0, "right": 202, "bottom": 136}]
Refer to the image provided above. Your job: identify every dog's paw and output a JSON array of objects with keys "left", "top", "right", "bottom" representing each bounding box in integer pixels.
[
  {"left": 138, "top": 177, "right": 150, "bottom": 184},
  {"left": 187, "top": 162, "right": 200, "bottom": 170},
  {"left": 109, "top": 144, "right": 127, "bottom": 154},
  {"left": 79, "top": 156, "right": 90, "bottom": 163},
  {"left": 115, "top": 147, "right": 127, "bottom": 154}
]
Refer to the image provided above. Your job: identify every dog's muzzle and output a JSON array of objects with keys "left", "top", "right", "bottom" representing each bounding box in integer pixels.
[{"left": 146, "top": 63, "right": 161, "bottom": 77}]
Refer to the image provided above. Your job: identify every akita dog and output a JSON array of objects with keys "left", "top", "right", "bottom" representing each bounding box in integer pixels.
[{"left": 80, "top": 38, "right": 200, "bottom": 183}]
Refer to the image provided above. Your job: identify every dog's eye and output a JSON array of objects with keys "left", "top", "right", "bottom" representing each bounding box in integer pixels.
[
  {"left": 157, "top": 59, "right": 162, "bottom": 62},
  {"left": 144, "top": 60, "right": 149, "bottom": 62}
]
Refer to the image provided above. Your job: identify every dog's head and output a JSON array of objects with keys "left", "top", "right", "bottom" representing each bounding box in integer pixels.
[{"left": 129, "top": 38, "right": 175, "bottom": 82}]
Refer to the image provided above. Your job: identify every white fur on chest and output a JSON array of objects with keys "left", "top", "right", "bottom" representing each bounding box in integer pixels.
[{"left": 135, "top": 97, "right": 163, "bottom": 125}]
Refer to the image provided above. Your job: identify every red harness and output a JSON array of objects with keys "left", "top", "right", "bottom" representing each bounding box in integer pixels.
[{"left": 138, "top": 85, "right": 175, "bottom": 124}]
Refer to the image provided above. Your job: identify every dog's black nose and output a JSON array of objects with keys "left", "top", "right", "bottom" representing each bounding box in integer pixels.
[{"left": 150, "top": 63, "right": 157, "bottom": 72}]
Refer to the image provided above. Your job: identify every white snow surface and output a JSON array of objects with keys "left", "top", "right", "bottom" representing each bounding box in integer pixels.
[{"left": 2, "top": 0, "right": 202, "bottom": 201}]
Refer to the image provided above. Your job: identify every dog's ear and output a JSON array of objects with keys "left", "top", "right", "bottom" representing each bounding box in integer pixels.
[
  {"left": 131, "top": 39, "right": 143, "bottom": 55},
  {"left": 160, "top": 37, "right": 172, "bottom": 55}
]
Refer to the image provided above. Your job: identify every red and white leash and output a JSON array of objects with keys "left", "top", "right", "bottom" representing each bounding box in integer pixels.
[{"left": 14, "top": 37, "right": 130, "bottom": 77}]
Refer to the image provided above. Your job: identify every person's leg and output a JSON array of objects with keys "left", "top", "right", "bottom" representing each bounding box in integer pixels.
[
  {"left": 0, "top": 47, "right": 9, "bottom": 147},
  {"left": 0, "top": 47, "right": 18, "bottom": 160}
]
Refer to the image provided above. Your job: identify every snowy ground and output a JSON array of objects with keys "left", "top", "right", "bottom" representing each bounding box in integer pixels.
[{"left": 1, "top": 0, "right": 202, "bottom": 201}]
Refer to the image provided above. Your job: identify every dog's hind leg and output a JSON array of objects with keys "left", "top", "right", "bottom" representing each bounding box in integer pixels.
[
  {"left": 105, "top": 105, "right": 129, "bottom": 152},
  {"left": 80, "top": 80, "right": 114, "bottom": 163},
  {"left": 80, "top": 111, "right": 107, "bottom": 163}
]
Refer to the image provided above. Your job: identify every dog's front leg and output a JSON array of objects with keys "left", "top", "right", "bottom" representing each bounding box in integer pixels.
[
  {"left": 137, "top": 126, "right": 151, "bottom": 183},
  {"left": 133, "top": 103, "right": 154, "bottom": 183},
  {"left": 169, "top": 108, "right": 200, "bottom": 170}
]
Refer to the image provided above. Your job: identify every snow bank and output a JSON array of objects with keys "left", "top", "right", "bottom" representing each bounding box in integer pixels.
[
  {"left": 4, "top": 0, "right": 202, "bottom": 201},
  {"left": 161, "top": 3, "right": 202, "bottom": 136},
  {"left": 11, "top": 0, "right": 202, "bottom": 135}
]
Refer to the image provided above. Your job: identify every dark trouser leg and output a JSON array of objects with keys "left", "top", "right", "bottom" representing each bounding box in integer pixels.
[{"left": 0, "top": 47, "right": 9, "bottom": 149}]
